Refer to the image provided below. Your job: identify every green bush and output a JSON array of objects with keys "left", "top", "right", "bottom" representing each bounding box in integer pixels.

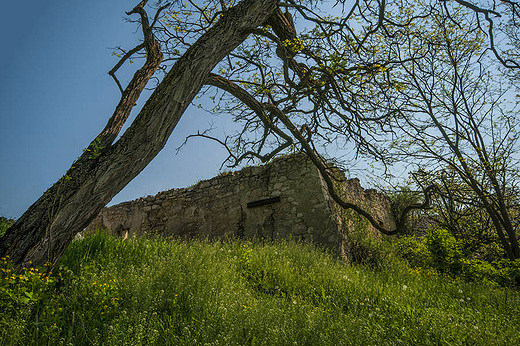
[
  {"left": 392, "top": 228, "right": 464, "bottom": 276},
  {"left": 424, "top": 228, "right": 464, "bottom": 275},
  {"left": 393, "top": 228, "right": 520, "bottom": 287},
  {"left": 0, "top": 256, "right": 62, "bottom": 344},
  {"left": 337, "top": 208, "right": 391, "bottom": 268},
  {"left": 462, "top": 259, "right": 520, "bottom": 287},
  {"left": 392, "top": 234, "right": 431, "bottom": 268},
  {"left": 346, "top": 229, "right": 390, "bottom": 268}
]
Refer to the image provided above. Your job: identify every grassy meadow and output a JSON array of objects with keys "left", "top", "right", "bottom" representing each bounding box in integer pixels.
[{"left": 1, "top": 230, "right": 519, "bottom": 345}]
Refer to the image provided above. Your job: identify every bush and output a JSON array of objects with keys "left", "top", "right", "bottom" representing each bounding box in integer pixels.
[
  {"left": 462, "top": 259, "right": 520, "bottom": 287},
  {"left": 424, "top": 228, "right": 464, "bottom": 275},
  {"left": 393, "top": 228, "right": 520, "bottom": 287},
  {"left": 338, "top": 209, "right": 391, "bottom": 268},
  {"left": 0, "top": 256, "right": 62, "bottom": 344},
  {"left": 346, "top": 229, "right": 390, "bottom": 268},
  {"left": 392, "top": 228, "right": 464, "bottom": 276},
  {"left": 392, "top": 234, "right": 430, "bottom": 268}
]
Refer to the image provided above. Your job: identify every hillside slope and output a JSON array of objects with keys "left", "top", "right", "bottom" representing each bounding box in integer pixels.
[{"left": 1, "top": 231, "right": 519, "bottom": 345}]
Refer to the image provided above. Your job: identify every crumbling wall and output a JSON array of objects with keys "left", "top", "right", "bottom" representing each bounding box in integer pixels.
[{"left": 86, "top": 154, "right": 395, "bottom": 252}]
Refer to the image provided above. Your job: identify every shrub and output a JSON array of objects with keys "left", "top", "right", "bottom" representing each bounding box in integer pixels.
[
  {"left": 338, "top": 209, "right": 391, "bottom": 268},
  {"left": 393, "top": 228, "right": 464, "bottom": 276},
  {"left": 393, "top": 228, "right": 520, "bottom": 287},
  {"left": 462, "top": 259, "right": 520, "bottom": 287},
  {"left": 0, "top": 256, "right": 62, "bottom": 344},
  {"left": 392, "top": 234, "right": 430, "bottom": 268},
  {"left": 346, "top": 229, "right": 390, "bottom": 268},
  {"left": 424, "top": 228, "right": 464, "bottom": 275}
]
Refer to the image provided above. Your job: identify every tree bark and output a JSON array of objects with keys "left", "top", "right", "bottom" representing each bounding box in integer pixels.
[{"left": 0, "top": 0, "right": 279, "bottom": 269}]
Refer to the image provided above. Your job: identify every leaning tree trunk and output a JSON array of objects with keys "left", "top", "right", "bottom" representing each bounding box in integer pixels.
[{"left": 0, "top": 0, "right": 279, "bottom": 269}]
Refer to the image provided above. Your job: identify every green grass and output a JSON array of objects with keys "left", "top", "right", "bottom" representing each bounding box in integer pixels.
[{"left": 1, "top": 230, "right": 519, "bottom": 345}]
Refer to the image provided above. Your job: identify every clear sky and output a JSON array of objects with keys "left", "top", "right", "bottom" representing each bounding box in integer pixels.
[{"left": 0, "top": 0, "right": 235, "bottom": 218}]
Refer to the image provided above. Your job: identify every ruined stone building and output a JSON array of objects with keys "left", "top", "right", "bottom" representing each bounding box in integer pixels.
[{"left": 86, "top": 154, "right": 396, "bottom": 255}]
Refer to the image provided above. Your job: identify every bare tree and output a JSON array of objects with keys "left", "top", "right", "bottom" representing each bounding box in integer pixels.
[{"left": 380, "top": 4, "right": 520, "bottom": 259}]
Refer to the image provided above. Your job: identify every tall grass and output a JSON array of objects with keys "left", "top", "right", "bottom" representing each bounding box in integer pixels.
[{"left": 1, "top": 230, "right": 519, "bottom": 345}]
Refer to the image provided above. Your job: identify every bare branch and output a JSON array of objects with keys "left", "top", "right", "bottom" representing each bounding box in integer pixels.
[
  {"left": 98, "top": 0, "right": 163, "bottom": 148},
  {"left": 108, "top": 43, "right": 146, "bottom": 94}
]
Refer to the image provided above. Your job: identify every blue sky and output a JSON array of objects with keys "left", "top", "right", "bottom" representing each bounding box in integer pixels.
[{"left": 0, "top": 0, "right": 234, "bottom": 218}]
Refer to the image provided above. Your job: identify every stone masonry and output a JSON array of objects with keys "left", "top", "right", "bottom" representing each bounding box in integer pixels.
[{"left": 86, "top": 154, "right": 396, "bottom": 253}]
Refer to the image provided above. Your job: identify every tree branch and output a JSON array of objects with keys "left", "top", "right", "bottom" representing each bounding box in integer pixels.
[
  {"left": 108, "top": 43, "right": 146, "bottom": 94},
  {"left": 206, "top": 71, "right": 433, "bottom": 236},
  {"left": 97, "top": 0, "right": 164, "bottom": 149},
  {"left": 265, "top": 103, "right": 433, "bottom": 235}
]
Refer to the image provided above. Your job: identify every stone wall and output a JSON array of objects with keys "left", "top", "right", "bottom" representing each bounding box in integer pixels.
[{"left": 86, "top": 154, "right": 396, "bottom": 253}]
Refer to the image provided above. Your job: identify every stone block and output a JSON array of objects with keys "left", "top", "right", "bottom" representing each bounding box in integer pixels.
[{"left": 199, "top": 181, "right": 211, "bottom": 189}]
